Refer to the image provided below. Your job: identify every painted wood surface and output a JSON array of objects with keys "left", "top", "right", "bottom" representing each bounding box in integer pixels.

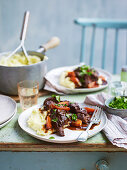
[{"left": 0, "top": 152, "right": 127, "bottom": 170}]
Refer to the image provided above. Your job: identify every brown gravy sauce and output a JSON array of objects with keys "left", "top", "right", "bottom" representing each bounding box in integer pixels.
[{"left": 67, "top": 122, "right": 100, "bottom": 131}]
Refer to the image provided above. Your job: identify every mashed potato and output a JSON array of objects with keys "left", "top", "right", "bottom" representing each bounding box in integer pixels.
[
  {"left": 59, "top": 71, "right": 75, "bottom": 89},
  {"left": 0, "top": 53, "right": 41, "bottom": 66},
  {"left": 27, "top": 108, "right": 53, "bottom": 136}
]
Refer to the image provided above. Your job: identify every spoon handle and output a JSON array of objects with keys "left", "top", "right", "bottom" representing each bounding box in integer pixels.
[
  {"left": 41, "top": 37, "right": 60, "bottom": 52},
  {"left": 20, "top": 11, "right": 30, "bottom": 43}
]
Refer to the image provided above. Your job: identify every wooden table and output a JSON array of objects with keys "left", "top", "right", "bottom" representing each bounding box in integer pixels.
[{"left": 0, "top": 75, "right": 127, "bottom": 170}]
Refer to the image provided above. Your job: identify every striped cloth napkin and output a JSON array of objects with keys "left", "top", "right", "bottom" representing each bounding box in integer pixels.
[{"left": 84, "top": 92, "right": 127, "bottom": 149}]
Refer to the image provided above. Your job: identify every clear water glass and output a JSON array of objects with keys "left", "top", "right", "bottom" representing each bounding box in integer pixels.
[
  {"left": 108, "top": 81, "right": 127, "bottom": 96},
  {"left": 18, "top": 80, "right": 39, "bottom": 110}
]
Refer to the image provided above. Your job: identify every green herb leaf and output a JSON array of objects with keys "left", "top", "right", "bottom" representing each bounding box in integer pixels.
[
  {"left": 80, "top": 77, "right": 84, "bottom": 83},
  {"left": 70, "top": 102, "right": 74, "bottom": 104},
  {"left": 87, "top": 71, "right": 92, "bottom": 76},
  {"left": 79, "top": 65, "right": 93, "bottom": 76},
  {"left": 51, "top": 95, "right": 60, "bottom": 102},
  {"left": 56, "top": 96, "right": 60, "bottom": 102},
  {"left": 49, "top": 136, "right": 55, "bottom": 139},
  {"left": 52, "top": 117, "right": 58, "bottom": 122},
  {"left": 109, "top": 96, "right": 127, "bottom": 109},
  {"left": 52, "top": 109, "right": 57, "bottom": 115},
  {"left": 52, "top": 94, "right": 56, "bottom": 98},
  {"left": 72, "top": 114, "right": 77, "bottom": 121},
  {"left": 66, "top": 113, "right": 70, "bottom": 119},
  {"left": 80, "top": 65, "right": 90, "bottom": 71}
]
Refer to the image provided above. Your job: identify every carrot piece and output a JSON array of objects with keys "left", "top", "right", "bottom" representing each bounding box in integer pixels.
[
  {"left": 58, "top": 101, "right": 69, "bottom": 106},
  {"left": 88, "top": 82, "right": 98, "bottom": 88},
  {"left": 46, "top": 116, "right": 52, "bottom": 130},
  {"left": 99, "top": 75, "right": 106, "bottom": 81},
  {"left": 68, "top": 71, "right": 75, "bottom": 77},
  {"left": 71, "top": 119, "right": 82, "bottom": 127},
  {"left": 85, "top": 107, "right": 95, "bottom": 113},
  {"left": 68, "top": 71, "right": 81, "bottom": 87},
  {"left": 70, "top": 76, "right": 80, "bottom": 85},
  {"left": 51, "top": 104, "right": 70, "bottom": 111},
  {"left": 54, "top": 105, "right": 70, "bottom": 111}
]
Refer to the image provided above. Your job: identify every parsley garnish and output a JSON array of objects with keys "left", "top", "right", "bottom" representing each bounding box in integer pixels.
[
  {"left": 51, "top": 95, "right": 60, "bottom": 102},
  {"left": 109, "top": 96, "right": 127, "bottom": 109},
  {"left": 49, "top": 136, "right": 55, "bottom": 139},
  {"left": 66, "top": 113, "right": 70, "bottom": 119},
  {"left": 52, "top": 109, "right": 57, "bottom": 115},
  {"left": 80, "top": 77, "right": 84, "bottom": 83},
  {"left": 79, "top": 65, "right": 93, "bottom": 76},
  {"left": 70, "top": 102, "right": 74, "bottom": 104},
  {"left": 52, "top": 94, "right": 56, "bottom": 98},
  {"left": 52, "top": 118, "right": 58, "bottom": 122},
  {"left": 56, "top": 96, "right": 60, "bottom": 102},
  {"left": 72, "top": 114, "right": 77, "bottom": 121}
]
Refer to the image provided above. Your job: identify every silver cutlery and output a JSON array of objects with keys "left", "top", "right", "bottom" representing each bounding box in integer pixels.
[{"left": 77, "top": 106, "right": 102, "bottom": 142}]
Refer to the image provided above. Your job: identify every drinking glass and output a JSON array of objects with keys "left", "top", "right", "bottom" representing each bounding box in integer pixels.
[
  {"left": 108, "top": 81, "right": 127, "bottom": 96},
  {"left": 18, "top": 80, "right": 39, "bottom": 110}
]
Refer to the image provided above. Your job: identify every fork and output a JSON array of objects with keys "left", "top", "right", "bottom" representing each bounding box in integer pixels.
[{"left": 77, "top": 107, "right": 102, "bottom": 142}]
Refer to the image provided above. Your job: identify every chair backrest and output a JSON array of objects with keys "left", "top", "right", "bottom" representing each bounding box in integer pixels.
[{"left": 74, "top": 18, "right": 127, "bottom": 74}]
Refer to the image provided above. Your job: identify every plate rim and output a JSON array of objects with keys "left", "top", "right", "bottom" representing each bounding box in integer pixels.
[
  {"left": 45, "top": 65, "right": 112, "bottom": 93},
  {"left": 0, "top": 107, "right": 17, "bottom": 128},
  {"left": 18, "top": 103, "right": 107, "bottom": 143},
  {"left": 0, "top": 94, "right": 17, "bottom": 124}
]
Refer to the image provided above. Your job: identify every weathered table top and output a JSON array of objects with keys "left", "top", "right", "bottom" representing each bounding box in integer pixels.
[{"left": 0, "top": 75, "right": 126, "bottom": 152}]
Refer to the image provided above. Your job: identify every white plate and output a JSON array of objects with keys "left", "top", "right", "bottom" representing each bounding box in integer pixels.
[
  {"left": 0, "top": 108, "right": 17, "bottom": 128},
  {"left": 45, "top": 65, "right": 112, "bottom": 94},
  {"left": 0, "top": 95, "right": 17, "bottom": 124},
  {"left": 18, "top": 103, "right": 107, "bottom": 143}
]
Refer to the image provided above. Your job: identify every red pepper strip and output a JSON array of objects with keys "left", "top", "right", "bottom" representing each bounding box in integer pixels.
[{"left": 85, "top": 107, "right": 95, "bottom": 113}]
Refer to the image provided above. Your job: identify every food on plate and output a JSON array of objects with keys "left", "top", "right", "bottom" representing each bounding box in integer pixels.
[
  {"left": 0, "top": 53, "right": 42, "bottom": 66},
  {"left": 27, "top": 95, "right": 97, "bottom": 137},
  {"left": 60, "top": 65, "right": 107, "bottom": 89},
  {"left": 27, "top": 108, "right": 54, "bottom": 136},
  {"left": 109, "top": 96, "right": 127, "bottom": 109}
]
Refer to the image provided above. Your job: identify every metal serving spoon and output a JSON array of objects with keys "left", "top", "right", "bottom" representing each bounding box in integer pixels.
[{"left": 6, "top": 11, "right": 60, "bottom": 62}]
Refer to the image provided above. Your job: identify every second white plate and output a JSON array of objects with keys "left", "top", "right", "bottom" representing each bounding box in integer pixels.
[{"left": 44, "top": 65, "right": 112, "bottom": 94}]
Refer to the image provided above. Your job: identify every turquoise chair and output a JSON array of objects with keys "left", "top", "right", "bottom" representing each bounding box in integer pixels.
[{"left": 74, "top": 19, "right": 127, "bottom": 73}]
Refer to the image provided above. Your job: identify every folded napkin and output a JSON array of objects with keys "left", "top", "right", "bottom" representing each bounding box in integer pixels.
[
  {"left": 85, "top": 92, "right": 127, "bottom": 149},
  {"left": 44, "top": 79, "right": 64, "bottom": 94}
]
